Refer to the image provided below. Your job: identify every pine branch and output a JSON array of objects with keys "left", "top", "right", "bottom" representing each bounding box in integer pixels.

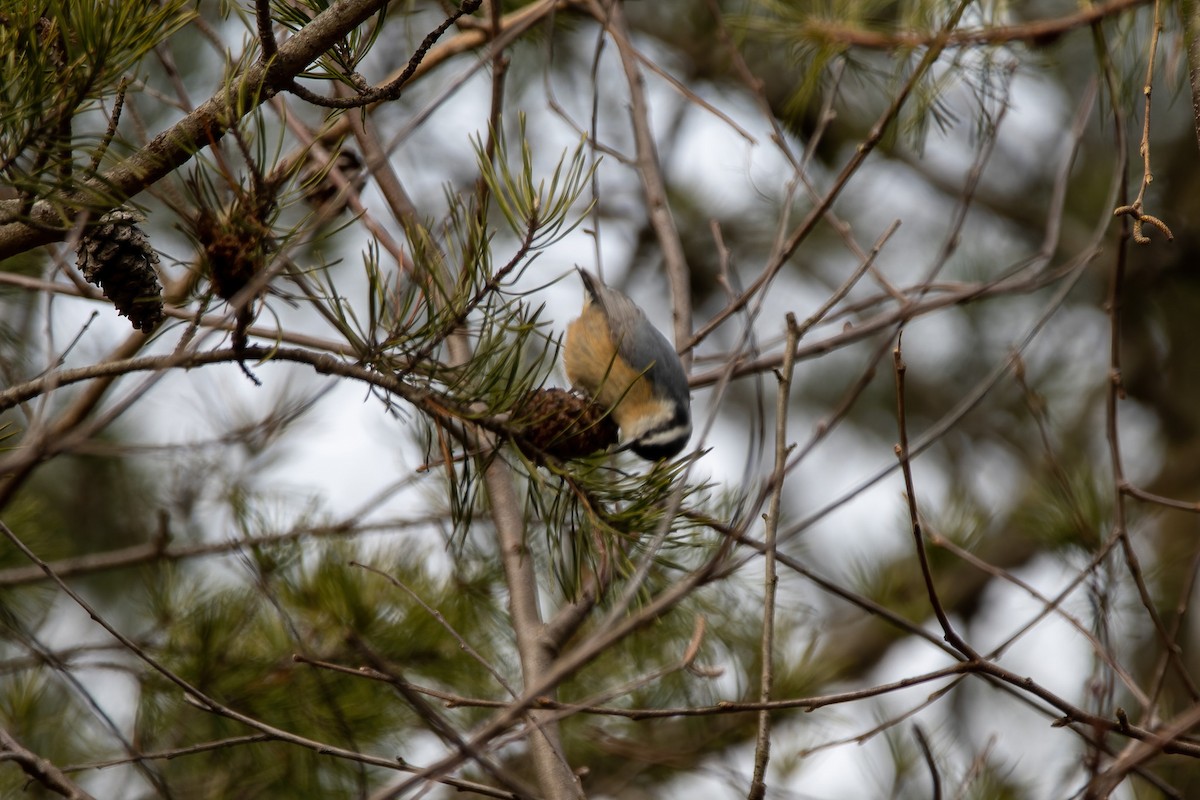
[{"left": 0, "top": 0, "right": 391, "bottom": 259}]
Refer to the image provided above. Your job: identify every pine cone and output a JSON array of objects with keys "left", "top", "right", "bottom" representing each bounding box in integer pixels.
[
  {"left": 512, "top": 388, "right": 618, "bottom": 461},
  {"left": 76, "top": 209, "right": 164, "bottom": 333}
]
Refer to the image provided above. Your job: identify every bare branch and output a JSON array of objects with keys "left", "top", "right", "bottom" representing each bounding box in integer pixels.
[
  {"left": 0, "top": 728, "right": 96, "bottom": 800},
  {"left": 748, "top": 313, "right": 798, "bottom": 799}
]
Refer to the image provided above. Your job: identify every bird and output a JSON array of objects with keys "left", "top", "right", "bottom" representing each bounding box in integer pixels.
[{"left": 564, "top": 268, "right": 692, "bottom": 460}]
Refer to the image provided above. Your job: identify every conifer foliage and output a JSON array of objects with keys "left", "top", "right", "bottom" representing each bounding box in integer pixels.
[{"left": 3, "top": 1, "right": 1200, "bottom": 798}]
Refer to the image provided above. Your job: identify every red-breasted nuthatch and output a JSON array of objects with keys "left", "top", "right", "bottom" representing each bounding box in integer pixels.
[{"left": 564, "top": 268, "right": 692, "bottom": 460}]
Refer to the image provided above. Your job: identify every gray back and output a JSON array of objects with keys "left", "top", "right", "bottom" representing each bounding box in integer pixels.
[{"left": 579, "top": 269, "right": 690, "bottom": 408}]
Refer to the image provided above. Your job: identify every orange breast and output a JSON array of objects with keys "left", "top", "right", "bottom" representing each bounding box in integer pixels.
[{"left": 565, "top": 305, "right": 665, "bottom": 435}]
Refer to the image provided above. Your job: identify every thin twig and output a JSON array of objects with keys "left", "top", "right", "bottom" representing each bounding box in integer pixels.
[
  {"left": 0, "top": 517, "right": 417, "bottom": 588},
  {"left": 893, "top": 335, "right": 979, "bottom": 659},
  {"left": 802, "top": 0, "right": 1149, "bottom": 49},
  {"left": 1112, "top": 0, "right": 1174, "bottom": 243},
  {"left": 285, "top": 1, "right": 483, "bottom": 108},
  {"left": 351, "top": 561, "right": 518, "bottom": 697},
  {"left": 1144, "top": 535, "right": 1200, "bottom": 713},
  {"left": 255, "top": 0, "right": 277, "bottom": 59},
  {"left": 913, "top": 725, "right": 942, "bottom": 800},
  {"left": 301, "top": 654, "right": 973, "bottom": 718},
  {"left": 748, "top": 313, "right": 798, "bottom": 799},
  {"left": 87, "top": 77, "right": 129, "bottom": 172},
  {"left": 65, "top": 735, "right": 273, "bottom": 773}
]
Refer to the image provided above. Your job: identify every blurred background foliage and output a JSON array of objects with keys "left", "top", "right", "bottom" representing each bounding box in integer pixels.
[{"left": 2, "top": 0, "right": 1200, "bottom": 798}]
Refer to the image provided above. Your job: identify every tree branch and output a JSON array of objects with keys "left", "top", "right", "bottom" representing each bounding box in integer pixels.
[
  {"left": 0, "top": 0, "right": 390, "bottom": 259},
  {"left": 0, "top": 728, "right": 96, "bottom": 800}
]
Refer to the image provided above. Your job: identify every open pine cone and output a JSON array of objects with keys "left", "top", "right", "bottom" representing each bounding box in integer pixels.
[{"left": 76, "top": 209, "right": 164, "bottom": 333}]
